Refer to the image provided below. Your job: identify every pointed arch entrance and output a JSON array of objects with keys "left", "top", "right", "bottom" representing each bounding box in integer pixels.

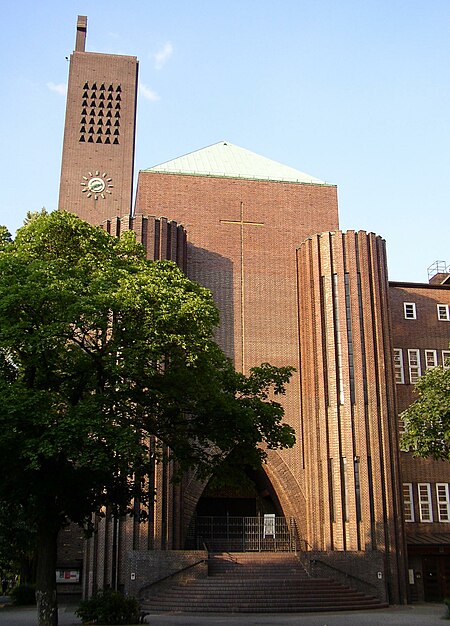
[{"left": 185, "top": 466, "right": 297, "bottom": 551}]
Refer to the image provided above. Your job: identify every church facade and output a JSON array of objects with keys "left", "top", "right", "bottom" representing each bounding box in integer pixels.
[{"left": 56, "top": 17, "right": 450, "bottom": 605}]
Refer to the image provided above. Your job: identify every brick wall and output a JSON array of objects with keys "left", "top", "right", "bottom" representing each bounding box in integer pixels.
[
  {"left": 59, "top": 48, "right": 138, "bottom": 223},
  {"left": 296, "top": 230, "right": 407, "bottom": 604},
  {"left": 135, "top": 171, "right": 339, "bottom": 495}
]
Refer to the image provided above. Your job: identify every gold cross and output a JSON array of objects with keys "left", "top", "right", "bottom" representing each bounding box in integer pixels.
[{"left": 220, "top": 203, "right": 265, "bottom": 372}]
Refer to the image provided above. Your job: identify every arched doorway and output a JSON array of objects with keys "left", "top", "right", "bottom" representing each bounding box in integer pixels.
[{"left": 185, "top": 466, "right": 296, "bottom": 551}]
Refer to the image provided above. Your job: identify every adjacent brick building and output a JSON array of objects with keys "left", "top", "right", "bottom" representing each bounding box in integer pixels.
[{"left": 56, "top": 16, "right": 450, "bottom": 605}]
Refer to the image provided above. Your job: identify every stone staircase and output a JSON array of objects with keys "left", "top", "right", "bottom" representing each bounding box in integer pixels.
[{"left": 139, "top": 552, "right": 388, "bottom": 613}]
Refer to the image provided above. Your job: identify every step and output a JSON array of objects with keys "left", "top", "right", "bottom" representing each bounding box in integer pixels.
[{"left": 139, "top": 552, "right": 386, "bottom": 614}]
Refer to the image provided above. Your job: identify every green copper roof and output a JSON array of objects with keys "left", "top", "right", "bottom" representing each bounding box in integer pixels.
[{"left": 143, "top": 141, "right": 328, "bottom": 184}]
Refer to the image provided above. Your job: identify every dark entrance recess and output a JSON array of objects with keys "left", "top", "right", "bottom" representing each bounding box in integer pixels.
[
  {"left": 195, "top": 466, "right": 283, "bottom": 518},
  {"left": 408, "top": 543, "right": 450, "bottom": 602},
  {"left": 185, "top": 466, "right": 298, "bottom": 551},
  {"left": 423, "top": 555, "right": 450, "bottom": 601}
]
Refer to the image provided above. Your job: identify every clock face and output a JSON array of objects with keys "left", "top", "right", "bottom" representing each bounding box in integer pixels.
[{"left": 81, "top": 171, "right": 113, "bottom": 200}]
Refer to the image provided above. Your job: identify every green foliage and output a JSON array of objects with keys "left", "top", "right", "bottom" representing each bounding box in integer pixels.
[
  {"left": 0, "top": 500, "right": 37, "bottom": 580},
  {"left": 401, "top": 365, "right": 450, "bottom": 461},
  {"left": 0, "top": 210, "right": 295, "bottom": 625},
  {"left": 0, "top": 226, "right": 11, "bottom": 249},
  {"left": 76, "top": 589, "right": 140, "bottom": 625},
  {"left": 10, "top": 583, "right": 36, "bottom": 605}
]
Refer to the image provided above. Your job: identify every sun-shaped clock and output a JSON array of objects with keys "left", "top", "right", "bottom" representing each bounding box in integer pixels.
[{"left": 80, "top": 171, "right": 114, "bottom": 200}]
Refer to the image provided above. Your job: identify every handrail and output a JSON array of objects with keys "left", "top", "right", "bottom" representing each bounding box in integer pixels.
[
  {"left": 138, "top": 556, "right": 207, "bottom": 598},
  {"left": 309, "top": 557, "right": 380, "bottom": 593}
]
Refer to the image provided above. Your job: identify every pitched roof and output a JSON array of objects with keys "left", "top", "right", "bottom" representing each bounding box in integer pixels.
[{"left": 143, "top": 141, "right": 328, "bottom": 185}]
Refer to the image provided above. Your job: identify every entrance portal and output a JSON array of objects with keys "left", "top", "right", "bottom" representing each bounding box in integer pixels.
[{"left": 186, "top": 467, "right": 296, "bottom": 551}]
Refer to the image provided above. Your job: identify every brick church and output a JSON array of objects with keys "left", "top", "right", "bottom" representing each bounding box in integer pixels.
[{"left": 56, "top": 16, "right": 450, "bottom": 607}]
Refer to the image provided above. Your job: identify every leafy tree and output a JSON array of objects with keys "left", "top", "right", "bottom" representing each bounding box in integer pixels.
[
  {"left": 401, "top": 364, "right": 450, "bottom": 461},
  {"left": 0, "top": 211, "right": 295, "bottom": 626}
]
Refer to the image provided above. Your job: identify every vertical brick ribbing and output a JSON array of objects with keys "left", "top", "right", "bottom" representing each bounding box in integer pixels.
[{"left": 297, "top": 231, "right": 407, "bottom": 603}]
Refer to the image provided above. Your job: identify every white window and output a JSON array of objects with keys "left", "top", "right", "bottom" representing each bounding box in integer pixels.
[
  {"left": 408, "top": 349, "right": 421, "bottom": 384},
  {"left": 436, "top": 484, "right": 450, "bottom": 522},
  {"left": 418, "top": 483, "right": 433, "bottom": 522},
  {"left": 404, "top": 302, "right": 417, "bottom": 319},
  {"left": 403, "top": 483, "right": 415, "bottom": 522},
  {"left": 443, "top": 351, "right": 450, "bottom": 369},
  {"left": 425, "top": 350, "right": 438, "bottom": 369},
  {"left": 437, "top": 304, "right": 450, "bottom": 321},
  {"left": 393, "top": 349, "right": 405, "bottom": 384}
]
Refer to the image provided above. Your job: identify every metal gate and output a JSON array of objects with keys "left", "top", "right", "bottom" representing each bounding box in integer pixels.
[{"left": 186, "top": 515, "right": 297, "bottom": 552}]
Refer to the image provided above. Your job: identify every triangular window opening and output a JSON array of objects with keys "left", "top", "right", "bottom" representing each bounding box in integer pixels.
[
  {"left": 105, "top": 137, "right": 111, "bottom": 144},
  {"left": 100, "top": 83, "right": 106, "bottom": 91},
  {"left": 91, "top": 83, "right": 97, "bottom": 90},
  {"left": 108, "top": 85, "right": 114, "bottom": 92},
  {"left": 116, "top": 85, "right": 122, "bottom": 92},
  {"left": 113, "top": 138, "right": 119, "bottom": 144},
  {"left": 88, "top": 136, "right": 94, "bottom": 143},
  {"left": 96, "top": 137, "right": 102, "bottom": 144},
  {"left": 83, "top": 82, "right": 89, "bottom": 89},
  {"left": 79, "top": 135, "right": 85, "bottom": 142}
]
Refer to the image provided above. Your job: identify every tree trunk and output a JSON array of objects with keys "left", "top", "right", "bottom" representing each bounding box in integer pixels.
[{"left": 36, "top": 520, "right": 59, "bottom": 626}]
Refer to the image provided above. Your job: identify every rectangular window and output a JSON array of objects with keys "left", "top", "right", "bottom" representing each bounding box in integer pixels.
[
  {"left": 408, "top": 349, "right": 421, "bottom": 384},
  {"left": 394, "top": 348, "right": 405, "bottom": 383},
  {"left": 425, "top": 350, "right": 438, "bottom": 369},
  {"left": 403, "top": 483, "right": 415, "bottom": 522},
  {"left": 443, "top": 351, "right": 450, "bottom": 369},
  {"left": 418, "top": 483, "right": 433, "bottom": 522},
  {"left": 404, "top": 302, "right": 417, "bottom": 319},
  {"left": 436, "top": 484, "right": 450, "bottom": 522},
  {"left": 437, "top": 304, "right": 450, "bottom": 321}
]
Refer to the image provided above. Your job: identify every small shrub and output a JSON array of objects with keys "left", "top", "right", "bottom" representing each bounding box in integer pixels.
[
  {"left": 10, "top": 583, "right": 36, "bottom": 605},
  {"left": 76, "top": 588, "right": 140, "bottom": 625}
]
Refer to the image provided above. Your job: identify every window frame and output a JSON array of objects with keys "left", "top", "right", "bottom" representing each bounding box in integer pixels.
[
  {"left": 418, "top": 483, "right": 433, "bottom": 522},
  {"left": 436, "top": 483, "right": 450, "bottom": 523},
  {"left": 443, "top": 350, "right": 450, "bottom": 369},
  {"left": 403, "top": 483, "right": 415, "bottom": 522},
  {"left": 408, "top": 349, "right": 421, "bottom": 384},
  {"left": 393, "top": 348, "right": 405, "bottom": 384},
  {"left": 437, "top": 304, "right": 450, "bottom": 321},
  {"left": 403, "top": 302, "right": 417, "bottom": 320},
  {"left": 425, "top": 349, "right": 438, "bottom": 369}
]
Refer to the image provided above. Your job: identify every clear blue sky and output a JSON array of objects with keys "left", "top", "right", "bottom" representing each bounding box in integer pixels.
[{"left": 1, "top": 0, "right": 448, "bottom": 282}]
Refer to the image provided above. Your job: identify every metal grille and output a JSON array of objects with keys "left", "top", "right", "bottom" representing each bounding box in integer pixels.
[{"left": 186, "top": 516, "right": 296, "bottom": 552}]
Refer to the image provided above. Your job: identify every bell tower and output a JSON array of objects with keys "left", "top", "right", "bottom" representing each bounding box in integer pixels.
[{"left": 58, "top": 16, "right": 138, "bottom": 225}]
